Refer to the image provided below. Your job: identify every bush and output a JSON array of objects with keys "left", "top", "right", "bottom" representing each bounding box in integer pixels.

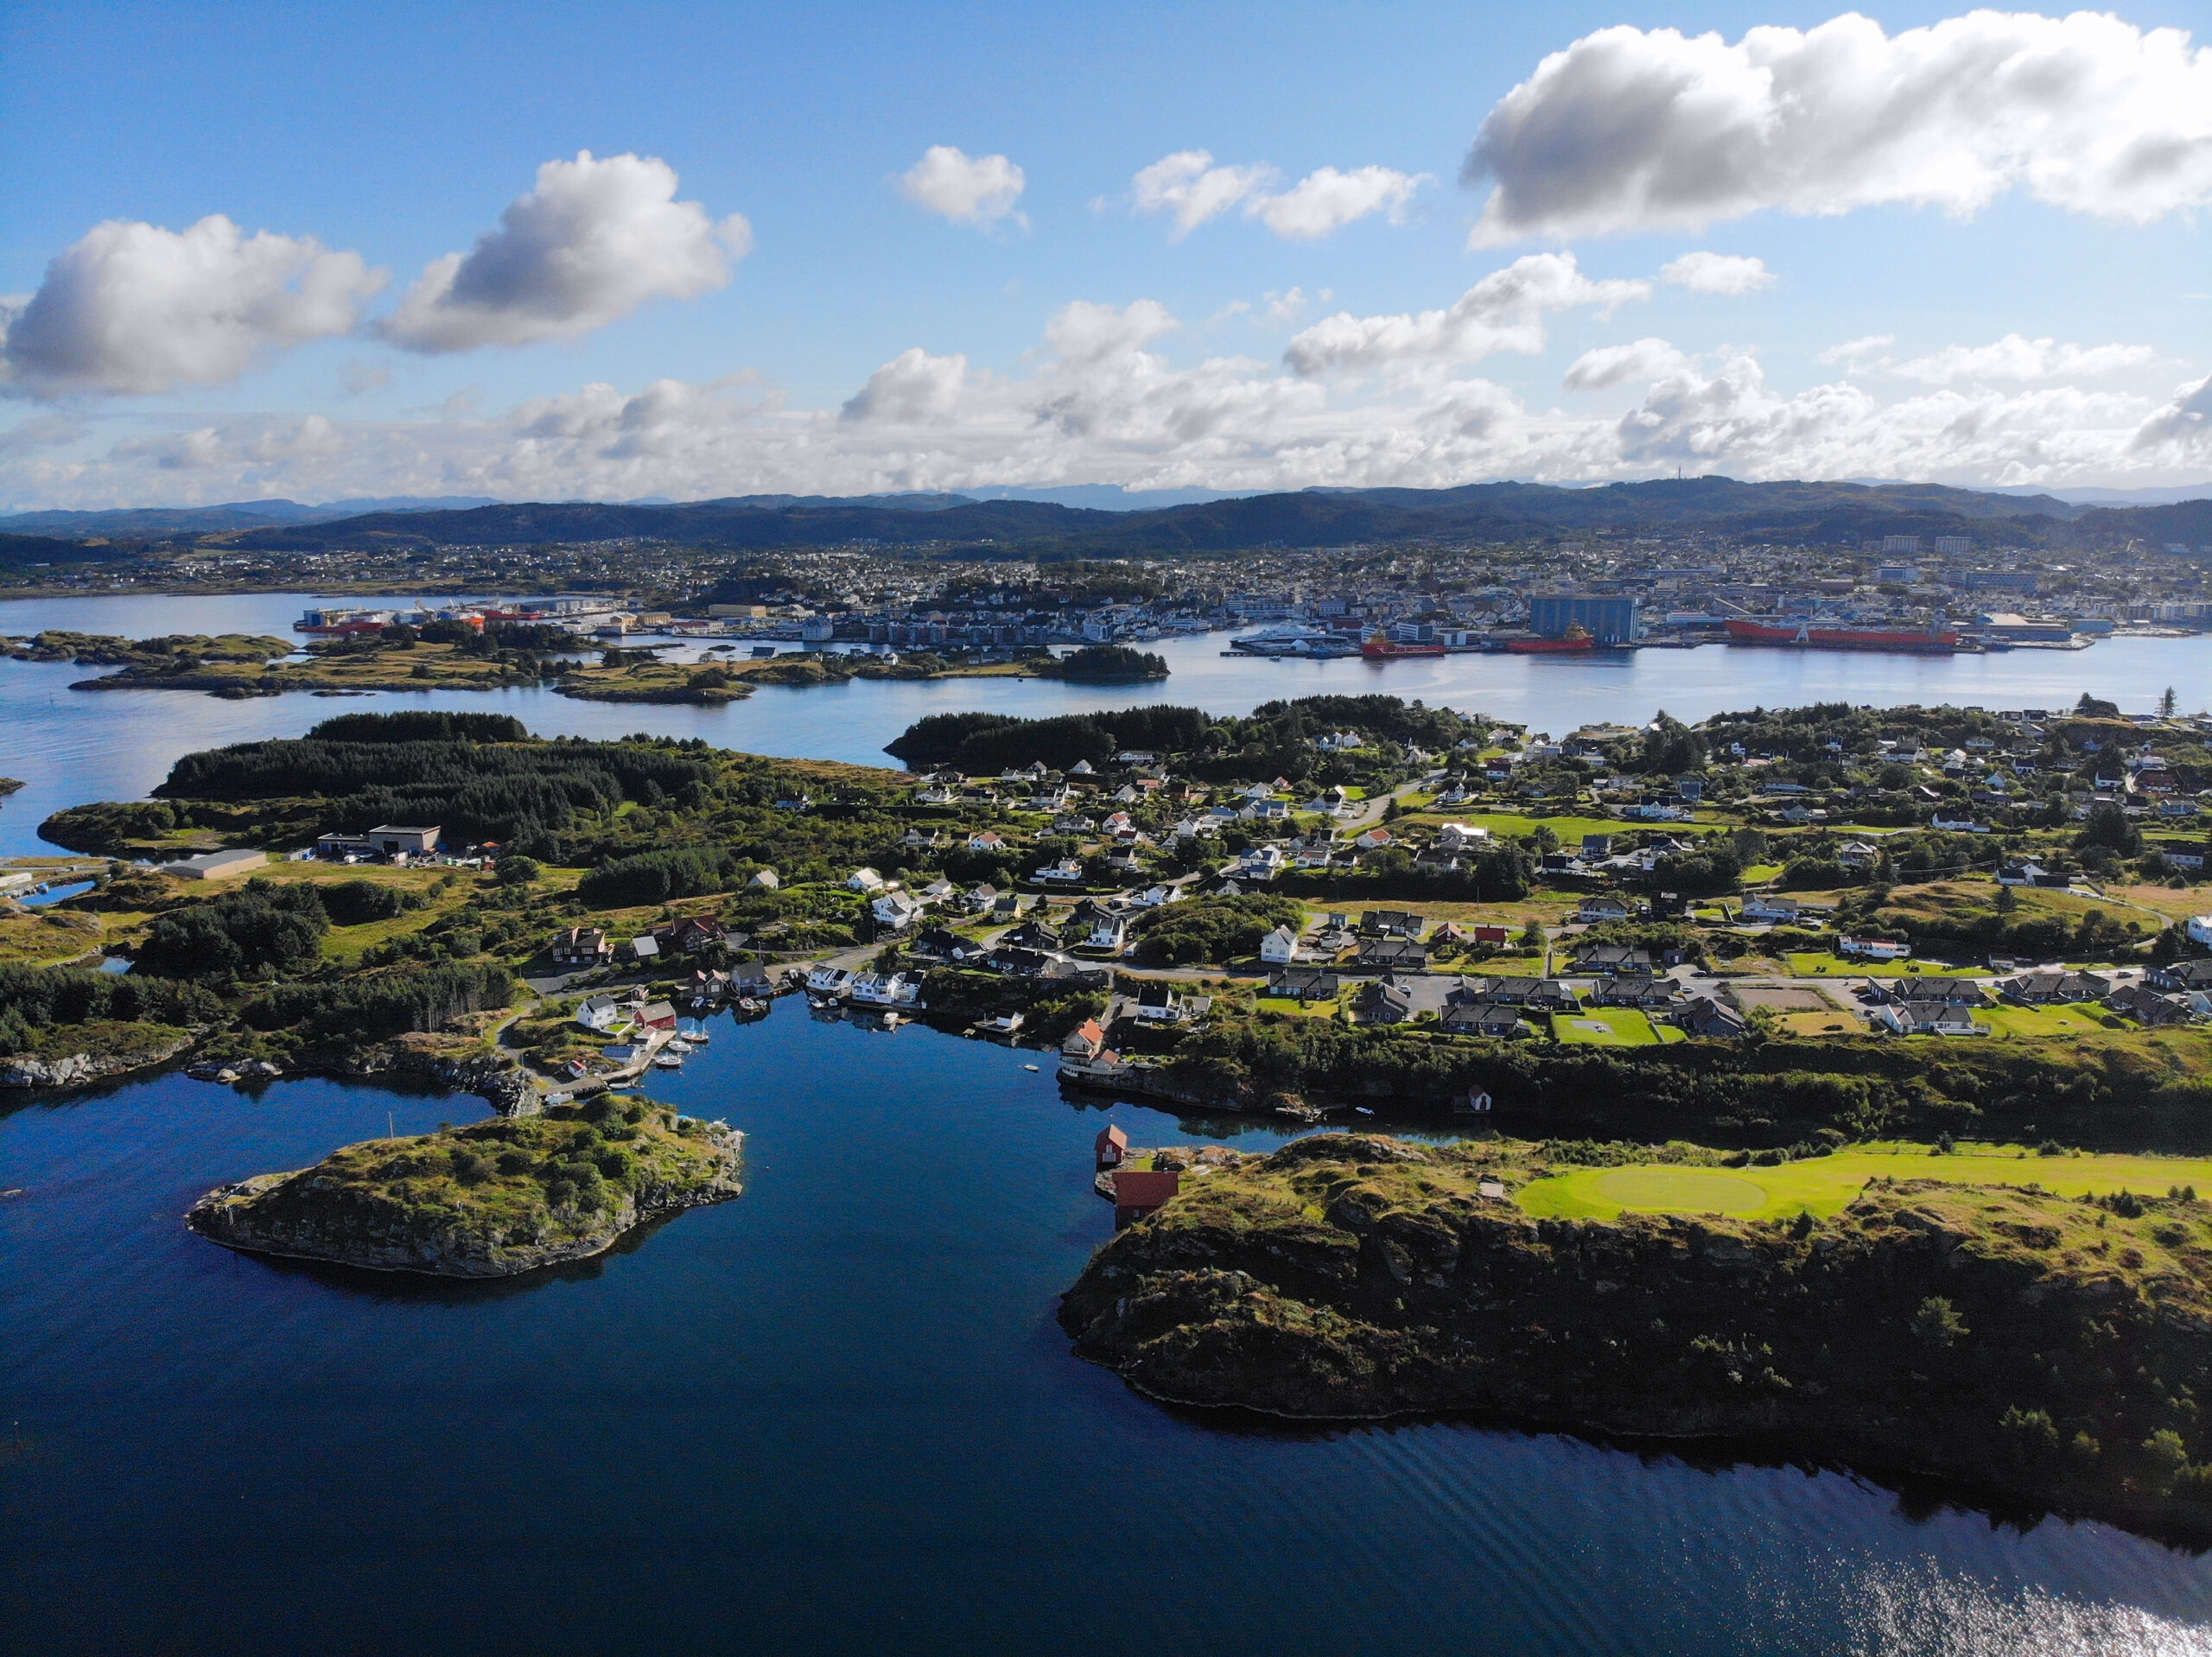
[
  {"left": 320, "top": 879, "right": 414, "bottom": 925},
  {"left": 135, "top": 879, "right": 329, "bottom": 978}
]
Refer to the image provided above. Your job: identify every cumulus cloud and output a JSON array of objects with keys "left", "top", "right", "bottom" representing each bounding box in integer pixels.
[
  {"left": 1130, "top": 151, "right": 1277, "bottom": 236},
  {"left": 896, "top": 146, "right": 1027, "bottom": 228},
  {"left": 1284, "top": 252, "right": 1649, "bottom": 376},
  {"left": 1130, "top": 151, "right": 1427, "bottom": 238},
  {"left": 10, "top": 297, "right": 2201, "bottom": 509},
  {"left": 1564, "top": 338, "right": 1689, "bottom": 391},
  {"left": 1817, "top": 334, "right": 1895, "bottom": 368},
  {"left": 2133, "top": 372, "right": 2212, "bottom": 455},
  {"left": 1891, "top": 334, "right": 2156, "bottom": 384},
  {"left": 1660, "top": 251, "right": 1773, "bottom": 295},
  {"left": 379, "top": 151, "right": 749, "bottom": 352},
  {"left": 1249, "top": 166, "right": 1427, "bottom": 238},
  {"left": 1465, "top": 10, "right": 2212, "bottom": 242},
  {"left": 0, "top": 215, "right": 382, "bottom": 397},
  {"left": 841, "top": 347, "right": 972, "bottom": 422}
]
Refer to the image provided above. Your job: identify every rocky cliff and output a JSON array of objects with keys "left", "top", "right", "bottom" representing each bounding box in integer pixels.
[
  {"left": 188, "top": 1099, "right": 743, "bottom": 1277},
  {"left": 1060, "top": 1134, "right": 2212, "bottom": 1538}
]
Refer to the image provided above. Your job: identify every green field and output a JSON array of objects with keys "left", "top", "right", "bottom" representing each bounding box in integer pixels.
[
  {"left": 1517, "top": 1144, "right": 2212, "bottom": 1222},
  {"left": 1976, "top": 1003, "right": 2128, "bottom": 1038},
  {"left": 1399, "top": 809, "right": 1625, "bottom": 843},
  {"left": 1548, "top": 1007, "right": 1681, "bottom": 1046},
  {"left": 1254, "top": 996, "right": 1339, "bottom": 1019},
  {"left": 1783, "top": 952, "right": 1986, "bottom": 979}
]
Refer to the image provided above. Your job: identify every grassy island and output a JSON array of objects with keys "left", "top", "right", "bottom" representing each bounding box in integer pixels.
[
  {"left": 188, "top": 1098, "right": 744, "bottom": 1276},
  {"left": 1063, "top": 1133, "right": 2212, "bottom": 1539}
]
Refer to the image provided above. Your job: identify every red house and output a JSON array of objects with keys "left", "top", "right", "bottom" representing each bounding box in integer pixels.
[
  {"left": 1095, "top": 1125, "right": 1128, "bottom": 1169},
  {"left": 1111, "top": 1168, "right": 1180, "bottom": 1225}
]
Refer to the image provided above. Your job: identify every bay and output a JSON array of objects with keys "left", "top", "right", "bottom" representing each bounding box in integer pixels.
[
  {"left": 4, "top": 1010, "right": 2209, "bottom": 1654},
  {"left": 1, "top": 590, "right": 2205, "bottom": 862}
]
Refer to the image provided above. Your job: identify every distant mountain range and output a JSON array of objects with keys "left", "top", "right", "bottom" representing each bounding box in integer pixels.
[
  {"left": 0, "top": 496, "right": 505, "bottom": 537},
  {"left": 2, "top": 478, "right": 2206, "bottom": 559}
]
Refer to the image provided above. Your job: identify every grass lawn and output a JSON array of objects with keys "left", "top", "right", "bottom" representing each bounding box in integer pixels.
[
  {"left": 1395, "top": 809, "right": 1623, "bottom": 844},
  {"left": 1548, "top": 1007, "right": 1677, "bottom": 1045},
  {"left": 1518, "top": 1143, "right": 2212, "bottom": 1222},
  {"left": 1779, "top": 1009, "right": 1865, "bottom": 1037},
  {"left": 1977, "top": 1003, "right": 2130, "bottom": 1039},
  {"left": 1783, "top": 951, "right": 1986, "bottom": 978},
  {"left": 1255, "top": 996, "right": 1338, "bottom": 1018}
]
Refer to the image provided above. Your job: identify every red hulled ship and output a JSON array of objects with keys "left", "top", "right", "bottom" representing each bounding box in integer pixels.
[{"left": 1726, "top": 619, "right": 1960, "bottom": 653}]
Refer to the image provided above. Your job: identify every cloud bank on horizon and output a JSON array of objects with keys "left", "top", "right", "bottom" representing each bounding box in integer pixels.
[{"left": 1, "top": 8, "right": 2206, "bottom": 509}]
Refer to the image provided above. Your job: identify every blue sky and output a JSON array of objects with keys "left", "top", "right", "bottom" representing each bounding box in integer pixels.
[{"left": 2, "top": 0, "right": 2208, "bottom": 506}]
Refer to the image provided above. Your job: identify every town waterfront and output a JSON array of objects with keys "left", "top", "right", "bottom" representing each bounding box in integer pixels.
[
  {"left": 6, "top": 1008, "right": 2212, "bottom": 1654},
  {"left": 1, "top": 591, "right": 2206, "bottom": 862}
]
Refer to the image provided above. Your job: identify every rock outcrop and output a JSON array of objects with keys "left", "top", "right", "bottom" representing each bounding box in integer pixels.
[
  {"left": 188, "top": 1101, "right": 743, "bottom": 1277},
  {"left": 0, "top": 1032, "right": 195, "bottom": 1090}
]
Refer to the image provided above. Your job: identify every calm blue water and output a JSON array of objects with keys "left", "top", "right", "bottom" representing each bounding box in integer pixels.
[
  {"left": 3, "top": 1011, "right": 2209, "bottom": 1655},
  {"left": 2, "top": 591, "right": 2207, "bottom": 859}
]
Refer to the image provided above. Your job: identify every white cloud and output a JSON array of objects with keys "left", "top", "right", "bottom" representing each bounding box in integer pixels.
[
  {"left": 2133, "top": 372, "right": 2212, "bottom": 456},
  {"left": 1131, "top": 151, "right": 1276, "bottom": 236},
  {"left": 1249, "top": 166, "right": 1428, "bottom": 239},
  {"left": 379, "top": 151, "right": 749, "bottom": 352},
  {"left": 841, "top": 347, "right": 972, "bottom": 422},
  {"left": 896, "top": 146, "right": 1027, "bottom": 228},
  {"left": 0, "top": 215, "right": 382, "bottom": 397},
  {"left": 1283, "top": 252, "right": 1649, "bottom": 376},
  {"left": 1891, "top": 334, "right": 2156, "bottom": 384},
  {"left": 1564, "top": 338, "right": 1689, "bottom": 391},
  {"left": 11, "top": 299, "right": 2202, "bottom": 509},
  {"left": 1817, "top": 334, "right": 1895, "bottom": 368},
  {"left": 1130, "top": 151, "right": 1427, "bottom": 238},
  {"left": 1660, "top": 251, "right": 1773, "bottom": 295},
  {"left": 1262, "top": 288, "right": 1307, "bottom": 322},
  {"left": 1465, "top": 11, "right": 2212, "bottom": 242}
]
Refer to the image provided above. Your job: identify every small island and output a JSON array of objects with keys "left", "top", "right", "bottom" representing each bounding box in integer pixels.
[
  {"left": 1063, "top": 1133, "right": 2212, "bottom": 1538},
  {"left": 187, "top": 1097, "right": 745, "bottom": 1276},
  {"left": 0, "top": 777, "right": 22, "bottom": 797}
]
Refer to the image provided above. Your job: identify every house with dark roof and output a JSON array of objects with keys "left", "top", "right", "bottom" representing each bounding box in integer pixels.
[
  {"left": 1675, "top": 997, "right": 1748, "bottom": 1038},
  {"left": 1356, "top": 937, "right": 1429, "bottom": 974},
  {"left": 1268, "top": 966, "right": 1342, "bottom": 1002},
  {"left": 1357, "top": 910, "right": 1422, "bottom": 940},
  {"left": 1352, "top": 976, "right": 1415, "bottom": 1025},
  {"left": 1439, "top": 1001, "right": 1527, "bottom": 1038},
  {"left": 1570, "top": 942, "right": 1655, "bottom": 977}
]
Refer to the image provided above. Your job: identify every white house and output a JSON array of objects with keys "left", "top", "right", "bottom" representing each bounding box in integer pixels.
[
  {"left": 574, "top": 994, "right": 627, "bottom": 1034},
  {"left": 848, "top": 971, "right": 921, "bottom": 1007},
  {"left": 805, "top": 965, "right": 853, "bottom": 994},
  {"left": 1259, "top": 924, "right": 1306, "bottom": 966},
  {"left": 1235, "top": 845, "right": 1287, "bottom": 880},
  {"left": 847, "top": 867, "right": 887, "bottom": 894},
  {"left": 871, "top": 891, "right": 924, "bottom": 930},
  {"left": 967, "top": 831, "right": 1006, "bottom": 853},
  {"left": 1436, "top": 822, "right": 1491, "bottom": 850},
  {"left": 1086, "top": 913, "right": 1132, "bottom": 953},
  {"left": 1839, "top": 936, "right": 1912, "bottom": 962}
]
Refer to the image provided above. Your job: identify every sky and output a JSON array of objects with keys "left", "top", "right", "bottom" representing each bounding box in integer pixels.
[{"left": 1, "top": 0, "right": 2209, "bottom": 510}]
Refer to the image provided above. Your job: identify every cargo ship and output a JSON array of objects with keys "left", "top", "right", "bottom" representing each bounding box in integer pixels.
[
  {"left": 1726, "top": 619, "right": 1960, "bottom": 653},
  {"left": 1361, "top": 631, "right": 1448, "bottom": 659},
  {"left": 1506, "top": 624, "right": 1596, "bottom": 655}
]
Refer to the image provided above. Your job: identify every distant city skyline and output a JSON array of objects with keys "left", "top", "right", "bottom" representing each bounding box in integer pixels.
[{"left": 2, "top": 0, "right": 2207, "bottom": 508}]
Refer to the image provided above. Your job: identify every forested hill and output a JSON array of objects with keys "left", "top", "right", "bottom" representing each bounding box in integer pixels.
[{"left": 199, "top": 477, "right": 2209, "bottom": 556}]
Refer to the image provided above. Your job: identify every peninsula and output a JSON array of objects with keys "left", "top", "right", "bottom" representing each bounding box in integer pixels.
[
  {"left": 1062, "top": 1133, "right": 2212, "bottom": 1538},
  {"left": 188, "top": 1097, "right": 744, "bottom": 1276}
]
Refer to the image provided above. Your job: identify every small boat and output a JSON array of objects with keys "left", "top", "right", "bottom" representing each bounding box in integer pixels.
[
  {"left": 1022, "top": 1063, "right": 1040, "bottom": 1072},
  {"left": 1354, "top": 1107, "right": 1375, "bottom": 1116},
  {"left": 653, "top": 1053, "right": 684, "bottom": 1070},
  {"left": 664, "top": 1038, "right": 693, "bottom": 1056},
  {"left": 737, "top": 997, "right": 765, "bottom": 1014}
]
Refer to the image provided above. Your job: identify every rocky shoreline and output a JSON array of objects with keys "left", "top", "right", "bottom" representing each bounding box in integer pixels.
[
  {"left": 188, "top": 1108, "right": 745, "bottom": 1277},
  {"left": 1059, "top": 1134, "right": 2212, "bottom": 1540}
]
